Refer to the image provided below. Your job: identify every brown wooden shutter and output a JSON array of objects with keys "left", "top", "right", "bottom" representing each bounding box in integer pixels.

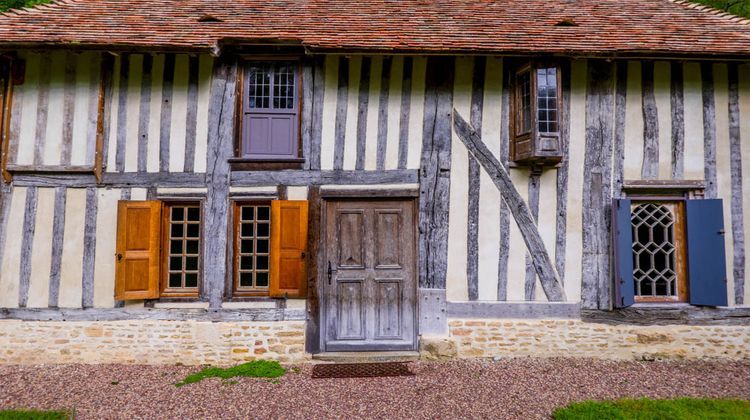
[
  {"left": 270, "top": 200, "right": 309, "bottom": 298},
  {"left": 115, "top": 200, "right": 162, "bottom": 300}
]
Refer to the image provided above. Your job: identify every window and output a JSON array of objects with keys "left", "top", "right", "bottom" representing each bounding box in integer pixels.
[
  {"left": 233, "top": 202, "right": 272, "bottom": 295},
  {"left": 511, "top": 62, "right": 563, "bottom": 165},
  {"left": 613, "top": 197, "right": 728, "bottom": 308},
  {"left": 239, "top": 61, "right": 300, "bottom": 160},
  {"left": 630, "top": 201, "right": 687, "bottom": 302},
  {"left": 162, "top": 203, "right": 202, "bottom": 297}
]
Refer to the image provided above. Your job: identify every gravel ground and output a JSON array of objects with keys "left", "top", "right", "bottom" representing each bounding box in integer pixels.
[{"left": 1, "top": 358, "right": 750, "bottom": 419}]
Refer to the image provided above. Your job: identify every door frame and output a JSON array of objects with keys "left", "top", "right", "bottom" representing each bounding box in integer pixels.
[{"left": 315, "top": 188, "right": 419, "bottom": 353}]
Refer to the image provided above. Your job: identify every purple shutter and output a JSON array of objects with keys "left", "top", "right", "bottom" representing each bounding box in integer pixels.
[
  {"left": 612, "top": 199, "right": 635, "bottom": 308},
  {"left": 686, "top": 199, "right": 728, "bottom": 307}
]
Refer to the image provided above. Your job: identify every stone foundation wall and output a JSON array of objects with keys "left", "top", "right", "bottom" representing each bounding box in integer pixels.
[
  {"left": 446, "top": 319, "right": 750, "bottom": 360},
  {"left": 0, "top": 320, "right": 306, "bottom": 365}
]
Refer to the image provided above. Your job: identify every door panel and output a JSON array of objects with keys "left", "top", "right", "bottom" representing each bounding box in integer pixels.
[{"left": 323, "top": 199, "right": 417, "bottom": 351}]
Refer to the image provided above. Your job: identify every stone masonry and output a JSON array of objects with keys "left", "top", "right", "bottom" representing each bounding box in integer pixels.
[
  {"left": 0, "top": 320, "right": 306, "bottom": 365},
  {"left": 447, "top": 319, "right": 750, "bottom": 360}
]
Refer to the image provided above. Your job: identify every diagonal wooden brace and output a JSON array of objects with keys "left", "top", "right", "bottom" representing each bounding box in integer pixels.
[{"left": 453, "top": 109, "right": 567, "bottom": 302}]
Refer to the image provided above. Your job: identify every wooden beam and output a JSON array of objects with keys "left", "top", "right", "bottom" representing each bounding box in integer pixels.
[
  {"left": 582, "top": 307, "right": 750, "bottom": 326},
  {"left": 0, "top": 307, "right": 306, "bottom": 322},
  {"left": 448, "top": 302, "right": 580, "bottom": 319},
  {"left": 671, "top": 62, "right": 685, "bottom": 180},
  {"left": 727, "top": 63, "right": 745, "bottom": 306},
  {"left": 452, "top": 110, "right": 566, "bottom": 302}
]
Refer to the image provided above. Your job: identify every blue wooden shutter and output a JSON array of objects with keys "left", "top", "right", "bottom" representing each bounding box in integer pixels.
[
  {"left": 612, "top": 199, "right": 635, "bottom": 308},
  {"left": 686, "top": 199, "right": 728, "bottom": 307}
]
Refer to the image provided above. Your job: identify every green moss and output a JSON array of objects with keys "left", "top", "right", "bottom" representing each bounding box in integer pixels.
[
  {"left": 554, "top": 398, "right": 750, "bottom": 420},
  {"left": 0, "top": 410, "right": 71, "bottom": 420},
  {"left": 0, "top": 0, "right": 51, "bottom": 13},
  {"left": 175, "top": 360, "right": 286, "bottom": 387}
]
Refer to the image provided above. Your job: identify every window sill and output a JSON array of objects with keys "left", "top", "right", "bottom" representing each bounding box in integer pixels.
[
  {"left": 229, "top": 158, "right": 304, "bottom": 171},
  {"left": 5, "top": 165, "right": 95, "bottom": 174}
]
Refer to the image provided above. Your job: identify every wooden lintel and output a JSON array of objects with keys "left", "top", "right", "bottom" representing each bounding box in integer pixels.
[
  {"left": 0, "top": 307, "right": 306, "bottom": 322},
  {"left": 452, "top": 109, "right": 566, "bottom": 302}
]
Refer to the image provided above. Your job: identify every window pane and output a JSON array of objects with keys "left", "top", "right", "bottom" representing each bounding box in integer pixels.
[
  {"left": 256, "top": 239, "right": 269, "bottom": 254},
  {"left": 273, "top": 65, "right": 295, "bottom": 109},
  {"left": 170, "top": 240, "right": 182, "bottom": 254},
  {"left": 518, "top": 71, "right": 532, "bottom": 134},
  {"left": 185, "top": 273, "right": 198, "bottom": 288},
  {"left": 240, "top": 256, "right": 253, "bottom": 270},
  {"left": 248, "top": 65, "right": 271, "bottom": 109},
  {"left": 240, "top": 272, "right": 254, "bottom": 287},
  {"left": 170, "top": 256, "right": 182, "bottom": 271},
  {"left": 257, "top": 256, "right": 269, "bottom": 270},
  {"left": 241, "top": 223, "right": 253, "bottom": 238},
  {"left": 241, "top": 239, "right": 253, "bottom": 254},
  {"left": 186, "top": 224, "right": 200, "bottom": 238},
  {"left": 185, "top": 256, "right": 198, "bottom": 271},
  {"left": 187, "top": 207, "right": 200, "bottom": 222},
  {"left": 242, "top": 206, "right": 254, "bottom": 221},
  {"left": 256, "top": 272, "right": 269, "bottom": 287},
  {"left": 257, "top": 206, "right": 270, "bottom": 221},
  {"left": 257, "top": 223, "right": 270, "bottom": 237},
  {"left": 186, "top": 240, "right": 199, "bottom": 255},
  {"left": 169, "top": 273, "right": 182, "bottom": 288},
  {"left": 171, "top": 207, "right": 184, "bottom": 222},
  {"left": 171, "top": 224, "right": 183, "bottom": 238}
]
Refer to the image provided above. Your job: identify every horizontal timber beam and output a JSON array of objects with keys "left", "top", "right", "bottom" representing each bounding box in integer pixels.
[
  {"left": 0, "top": 307, "right": 306, "bottom": 322},
  {"left": 447, "top": 302, "right": 581, "bottom": 319},
  {"left": 582, "top": 307, "right": 750, "bottom": 326},
  {"left": 231, "top": 169, "right": 419, "bottom": 186}
]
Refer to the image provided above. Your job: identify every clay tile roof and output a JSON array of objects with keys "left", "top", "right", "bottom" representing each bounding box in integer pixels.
[{"left": 0, "top": 0, "right": 749, "bottom": 57}]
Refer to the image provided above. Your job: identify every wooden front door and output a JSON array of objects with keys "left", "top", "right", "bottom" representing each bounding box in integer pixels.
[{"left": 323, "top": 199, "right": 417, "bottom": 352}]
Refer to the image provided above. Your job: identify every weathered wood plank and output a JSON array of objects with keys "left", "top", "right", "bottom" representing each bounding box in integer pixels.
[
  {"left": 702, "top": 62, "right": 718, "bottom": 198},
  {"left": 301, "top": 61, "right": 314, "bottom": 170},
  {"left": 397, "top": 57, "right": 413, "bottom": 170},
  {"left": 581, "top": 61, "right": 615, "bottom": 310},
  {"left": 453, "top": 110, "right": 566, "bottom": 301},
  {"left": 114, "top": 54, "right": 130, "bottom": 173},
  {"left": 305, "top": 185, "right": 321, "bottom": 354},
  {"left": 467, "top": 57, "right": 484, "bottom": 301},
  {"left": 671, "top": 62, "right": 685, "bottom": 180},
  {"left": 47, "top": 187, "right": 66, "bottom": 308},
  {"left": 310, "top": 57, "right": 325, "bottom": 170},
  {"left": 497, "top": 64, "right": 511, "bottom": 300},
  {"left": 376, "top": 57, "right": 391, "bottom": 170},
  {"left": 97, "top": 54, "right": 115, "bottom": 178},
  {"left": 203, "top": 57, "right": 238, "bottom": 309},
  {"left": 612, "top": 61, "right": 628, "bottom": 198},
  {"left": 419, "top": 57, "right": 454, "bottom": 289},
  {"left": 137, "top": 54, "right": 153, "bottom": 173},
  {"left": 18, "top": 186, "right": 38, "bottom": 307},
  {"left": 60, "top": 53, "right": 77, "bottom": 166},
  {"left": 641, "top": 61, "right": 659, "bottom": 180},
  {"left": 0, "top": 307, "right": 306, "bottom": 322},
  {"left": 159, "top": 54, "right": 175, "bottom": 173},
  {"left": 582, "top": 307, "right": 750, "bottom": 326},
  {"left": 333, "top": 57, "right": 349, "bottom": 170},
  {"left": 727, "top": 63, "right": 745, "bottom": 305},
  {"left": 448, "top": 301, "right": 580, "bottom": 319},
  {"left": 232, "top": 169, "right": 418, "bottom": 186},
  {"left": 355, "top": 57, "right": 371, "bottom": 171},
  {"left": 13, "top": 172, "right": 205, "bottom": 188},
  {"left": 33, "top": 54, "right": 51, "bottom": 167},
  {"left": 183, "top": 55, "right": 200, "bottom": 173},
  {"left": 81, "top": 187, "right": 97, "bottom": 308},
  {"left": 524, "top": 172, "right": 541, "bottom": 300},
  {"left": 555, "top": 62, "right": 572, "bottom": 283}
]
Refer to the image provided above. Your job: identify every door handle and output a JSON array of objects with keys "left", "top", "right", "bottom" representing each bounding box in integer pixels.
[
  {"left": 116, "top": 253, "right": 123, "bottom": 262},
  {"left": 327, "top": 261, "right": 337, "bottom": 285}
]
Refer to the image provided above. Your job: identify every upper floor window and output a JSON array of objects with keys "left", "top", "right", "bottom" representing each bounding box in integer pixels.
[
  {"left": 240, "top": 61, "right": 300, "bottom": 160},
  {"left": 510, "top": 62, "right": 563, "bottom": 165}
]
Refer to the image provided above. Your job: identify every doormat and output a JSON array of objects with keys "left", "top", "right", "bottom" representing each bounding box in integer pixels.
[{"left": 311, "top": 362, "right": 415, "bottom": 379}]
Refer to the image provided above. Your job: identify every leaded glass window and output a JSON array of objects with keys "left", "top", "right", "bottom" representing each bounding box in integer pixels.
[
  {"left": 235, "top": 203, "right": 271, "bottom": 293},
  {"left": 536, "top": 67, "right": 558, "bottom": 133},
  {"left": 631, "top": 202, "right": 680, "bottom": 299}
]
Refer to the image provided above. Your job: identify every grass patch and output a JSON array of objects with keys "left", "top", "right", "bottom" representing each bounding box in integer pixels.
[
  {"left": 553, "top": 398, "right": 750, "bottom": 420},
  {"left": 175, "top": 360, "right": 286, "bottom": 387},
  {"left": 0, "top": 410, "right": 71, "bottom": 420}
]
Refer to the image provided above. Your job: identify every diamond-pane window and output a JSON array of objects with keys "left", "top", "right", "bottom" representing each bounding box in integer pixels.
[{"left": 631, "top": 203, "right": 678, "bottom": 298}]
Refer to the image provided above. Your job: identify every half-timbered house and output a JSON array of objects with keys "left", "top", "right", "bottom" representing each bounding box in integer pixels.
[{"left": 1, "top": 0, "right": 750, "bottom": 364}]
